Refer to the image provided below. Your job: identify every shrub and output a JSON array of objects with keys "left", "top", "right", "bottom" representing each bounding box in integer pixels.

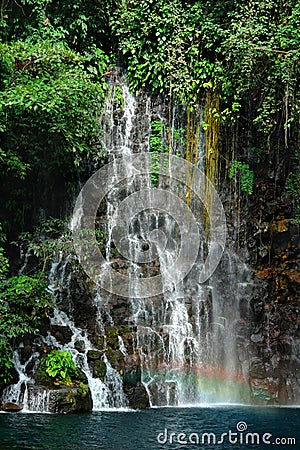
[
  {"left": 0, "top": 338, "right": 14, "bottom": 386},
  {"left": 44, "top": 350, "right": 79, "bottom": 384},
  {"left": 0, "top": 275, "right": 55, "bottom": 338}
]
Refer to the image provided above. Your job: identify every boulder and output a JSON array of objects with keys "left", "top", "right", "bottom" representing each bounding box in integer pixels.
[
  {"left": 87, "top": 350, "right": 102, "bottom": 361},
  {"left": 0, "top": 402, "right": 22, "bottom": 412},
  {"left": 51, "top": 384, "right": 93, "bottom": 414},
  {"left": 27, "top": 383, "right": 93, "bottom": 414},
  {"left": 125, "top": 384, "right": 150, "bottom": 409}
]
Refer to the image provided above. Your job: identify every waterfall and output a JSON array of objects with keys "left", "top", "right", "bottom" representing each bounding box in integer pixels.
[
  {"left": 84, "top": 73, "right": 252, "bottom": 406},
  {"left": 2, "top": 73, "right": 256, "bottom": 411},
  {"left": 2, "top": 351, "right": 40, "bottom": 411},
  {"left": 44, "top": 286, "right": 128, "bottom": 410}
]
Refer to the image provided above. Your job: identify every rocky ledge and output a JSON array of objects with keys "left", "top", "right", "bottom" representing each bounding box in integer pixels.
[
  {"left": 0, "top": 383, "right": 92, "bottom": 414},
  {"left": 28, "top": 383, "right": 93, "bottom": 414},
  {"left": 0, "top": 402, "right": 22, "bottom": 412}
]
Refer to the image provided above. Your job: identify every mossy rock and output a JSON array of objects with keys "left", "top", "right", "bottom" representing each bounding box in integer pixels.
[
  {"left": 90, "top": 335, "right": 105, "bottom": 350},
  {"left": 124, "top": 384, "right": 150, "bottom": 409},
  {"left": 105, "top": 348, "right": 124, "bottom": 369},
  {"left": 25, "top": 383, "right": 93, "bottom": 414},
  {"left": 87, "top": 350, "right": 102, "bottom": 361},
  {"left": 56, "top": 385, "right": 91, "bottom": 413},
  {"left": 106, "top": 328, "right": 119, "bottom": 350},
  {"left": 123, "top": 367, "right": 142, "bottom": 388},
  {"left": 93, "top": 359, "right": 107, "bottom": 380}
]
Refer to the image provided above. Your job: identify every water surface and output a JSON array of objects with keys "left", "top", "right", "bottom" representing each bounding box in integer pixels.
[{"left": 0, "top": 405, "right": 299, "bottom": 449}]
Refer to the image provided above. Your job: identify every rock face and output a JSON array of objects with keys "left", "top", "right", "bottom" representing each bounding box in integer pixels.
[
  {"left": 233, "top": 175, "right": 300, "bottom": 405},
  {"left": 248, "top": 291, "right": 300, "bottom": 405}
]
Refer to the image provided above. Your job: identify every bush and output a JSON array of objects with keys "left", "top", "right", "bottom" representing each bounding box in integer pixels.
[
  {"left": 0, "top": 275, "right": 55, "bottom": 338},
  {"left": 44, "top": 350, "right": 79, "bottom": 384},
  {"left": 0, "top": 338, "right": 14, "bottom": 386}
]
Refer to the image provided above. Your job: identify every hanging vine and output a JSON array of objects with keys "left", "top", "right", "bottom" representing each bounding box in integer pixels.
[{"left": 203, "top": 89, "right": 220, "bottom": 236}]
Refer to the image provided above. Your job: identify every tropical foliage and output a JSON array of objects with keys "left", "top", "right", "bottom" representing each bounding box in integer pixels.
[
  {"left": 111, "top": 0, "right": 299, "bottom": 219},
  {"left": 0, "top": 265, "right": 55, "bottom": 385},
  {"left": 0, "top": 274, "right": 54, "bottom": 338},
  {"left": 44, "top": 350, "right": 79, "bottom": 384}
]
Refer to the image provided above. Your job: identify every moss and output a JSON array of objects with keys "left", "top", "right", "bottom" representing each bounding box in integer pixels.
[
  {"left": 93, "top": 359, "right": 107, "bottom": 380},
  {"left": 77, "top": 382, "right": 89, "bottom": 397},
  {"left": 105, "top": 347, "right": 115, "bottom": 365},
  {"left": 106, "top": 328, "right": 119, "bottom": 350},
  {"left": 91, "top": 335, "right": 105, "bottom": 350},
  {"left": 53, "top": 383, "right": 93, "bottom": 413},
  {"left": 87, "top": 350, "right": 102, "bottom": 361}
]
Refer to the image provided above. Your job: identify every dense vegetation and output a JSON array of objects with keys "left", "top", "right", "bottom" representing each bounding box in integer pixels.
[{"left": 0, "top": 0, "right": 299, "bottom": 387}]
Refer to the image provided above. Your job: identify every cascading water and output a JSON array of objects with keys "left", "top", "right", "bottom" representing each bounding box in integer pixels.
[
  {"left": 87, "top": 73, "right": 253, "bottom": 406},
  {"left": 128, "top": 247, "right": 253, "bottom": 405},
  {"left": 43, "top": 307, "right": 128, "bottom": 410},
  {"left": 2, "top": 351, "right": 41, "bottom": 411}
]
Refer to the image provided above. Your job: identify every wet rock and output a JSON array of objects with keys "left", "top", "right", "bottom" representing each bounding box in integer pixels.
[
  {"left": 74, "top": 340, "right": 85, "bottom": 352},
  {"left": 91, "top": 335, "right": 105, "bottom": 350},
  {"left": 106, "top": 329, "right": 119, "bottom": 350},
  {"left": 125, "top": 384, "right": 150, "bottom": 409},
  {"left": 28, "top": 383, "right": 93, "bottom": 414},
  {"left": 87, "top": 350, "right": 102, "bottom": 361},
  {"left": 111, "top": 306, "right": 129, "bottom": 324},
  {"left": 282, "top": 376, "right": 300, "bottom": 404},
  {"left": 21, "top": 344, "right": 33, "bottom": 360},
  {"left": 249, "top": 358, "right": 266, "bottom": 378},
  {"left": 250, "top": 334, "right": 264, "bottom": 343},
  {"left": 52, "top": 384, "right": 92, "bottom": 414},
  {"left": 147, "top": 381, "right": 178, "bottom": 406},
  {"left": 0, "top": 402, "right": 22, "bottom": 412},
  {"left": 106, "top": 349, "right": 124, "bottom": 369},
  {"left": 250, "top": 378, "right": 275, "bottom": 403},
  {"left": 123, "top": 367, "right": 142, "bottom": 387},
  {"left": 252, "top": 300, "right": 264, "bottom": 316},
  {"left": 50, "top": 325, "right": 73, "bottom": 345},
  {"left": 93, "top": 359, "right": 107, "bottom": 380},
  {"left": 73, "top": 302, "right": 97, "bottom": 331}
]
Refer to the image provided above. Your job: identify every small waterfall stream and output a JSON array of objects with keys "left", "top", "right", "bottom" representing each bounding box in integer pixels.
[
  {"left": 46, "top": 234, "right": 131, "bottom": 409},
  {"left": 44, "top": 307, "right": 128, "bottom": 410},
  {"left": 2, "top": 351, "right": 39, "bottom": 411}
]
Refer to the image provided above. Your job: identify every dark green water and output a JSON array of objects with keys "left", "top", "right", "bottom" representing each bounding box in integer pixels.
[{"left": 0, "top": 406, "right": 299, "bottom": 450}]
